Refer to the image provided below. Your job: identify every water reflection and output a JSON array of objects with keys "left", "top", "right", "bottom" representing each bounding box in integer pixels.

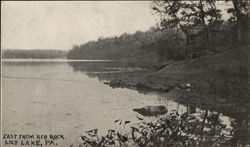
[
  {"left": 68, "top": 61, "right": 250, "bottom": 146},
  {"left": 67, "top": 60, "right": 154, "bottom": 72},
  {"left": 2, "top": 60, "right": 184, "bottom": 146}
]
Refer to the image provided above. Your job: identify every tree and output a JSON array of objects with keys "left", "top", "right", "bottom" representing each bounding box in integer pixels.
[
  {"left": 226, "top": 0, "right": 248, "bottom": 44},
  {"left": 152, "top": 0, "right": 221, "bottom": 56}
]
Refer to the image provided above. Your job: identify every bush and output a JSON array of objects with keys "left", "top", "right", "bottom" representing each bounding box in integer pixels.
[{"left": 74, "top": 109, "right": 244, "bottom": 147}]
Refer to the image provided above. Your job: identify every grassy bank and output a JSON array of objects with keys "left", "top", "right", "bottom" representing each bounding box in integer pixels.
[{"left": 105, "top": 46, "right": 249, "bottom": 118}]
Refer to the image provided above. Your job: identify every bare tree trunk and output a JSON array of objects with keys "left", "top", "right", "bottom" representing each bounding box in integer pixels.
[
  {"left": 232, "top": 0, "right": 248, "bottom": 44},
  {"left": 199, "top": 0, "right": 210, "bottom": 50}
]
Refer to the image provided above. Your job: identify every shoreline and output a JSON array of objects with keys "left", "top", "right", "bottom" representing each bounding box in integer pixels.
[{"left": 102, "top": 48, "right": 249, "bottom": 119}]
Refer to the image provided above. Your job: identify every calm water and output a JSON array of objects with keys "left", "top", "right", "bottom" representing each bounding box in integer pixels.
[{"left": 2, "top": 60, "right": 232, "bottom": 146}]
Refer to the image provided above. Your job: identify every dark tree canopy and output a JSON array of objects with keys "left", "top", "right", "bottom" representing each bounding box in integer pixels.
[{"left": 152, "top": 0, "right": 248, "bottom": 56}]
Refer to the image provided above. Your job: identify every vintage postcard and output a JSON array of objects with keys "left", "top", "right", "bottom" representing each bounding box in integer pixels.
[{"left": 1, "top": 1, "right": 249, "bottom": 147}]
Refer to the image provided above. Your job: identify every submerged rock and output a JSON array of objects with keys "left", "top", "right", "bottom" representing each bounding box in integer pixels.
[{"left": 133, "top": 105, "right": 168, "bottom": 116}]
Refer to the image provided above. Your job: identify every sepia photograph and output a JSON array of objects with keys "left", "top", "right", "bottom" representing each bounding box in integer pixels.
[{"left": 1, "top": 0, "right": 249, "bottom": 147}]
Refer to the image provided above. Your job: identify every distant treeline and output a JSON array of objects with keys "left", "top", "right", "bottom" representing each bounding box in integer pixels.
[
  {"left": 67, "top": 27, "right": 186, "bottom": 62},
  {"left": 2, "top": 49, "right": 67, "bottom": 59},
  {"left": 67, "top": 23, "right": 235, "bottom": 62}
]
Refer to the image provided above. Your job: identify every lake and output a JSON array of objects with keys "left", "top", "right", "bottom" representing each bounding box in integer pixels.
[{"left": 2, "top": 59, "right": 233, "bottom": 146}]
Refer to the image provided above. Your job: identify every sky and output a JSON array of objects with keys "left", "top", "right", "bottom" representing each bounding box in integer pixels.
[
  {"left": 1, "top": 1, "right": 157, "bottom": 50},
  {"left": 1, "top": 1, "right": 233, "bottom": 51}
]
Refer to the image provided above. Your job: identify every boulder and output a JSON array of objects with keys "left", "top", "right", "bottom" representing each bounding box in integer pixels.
[{"left": 133, "top": 105, "right": 168, "bottom": 117}]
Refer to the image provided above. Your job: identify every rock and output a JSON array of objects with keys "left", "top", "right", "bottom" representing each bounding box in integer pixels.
[
  {"left": 179, "top": 83, "right": 192, "bottom": 89},
  {"left": 133, "top": 105, "right": 168, "bottom": 117},
  {"left": 186, "top": 83, "right": 191, "bottom": 88},
  {"left": 103, "top": 81, "right": 110, "bottom": 85}
]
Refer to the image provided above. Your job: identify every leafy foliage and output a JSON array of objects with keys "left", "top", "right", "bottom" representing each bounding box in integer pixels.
[
  {"left": 67, "top": 27, "right": 186, "bottom": 61},
  {"left": 74, "top": 109, "right": 245, "bottom": 147},
  {"left": 152, "top": 0, "right": 222, "bottom": 55}
]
